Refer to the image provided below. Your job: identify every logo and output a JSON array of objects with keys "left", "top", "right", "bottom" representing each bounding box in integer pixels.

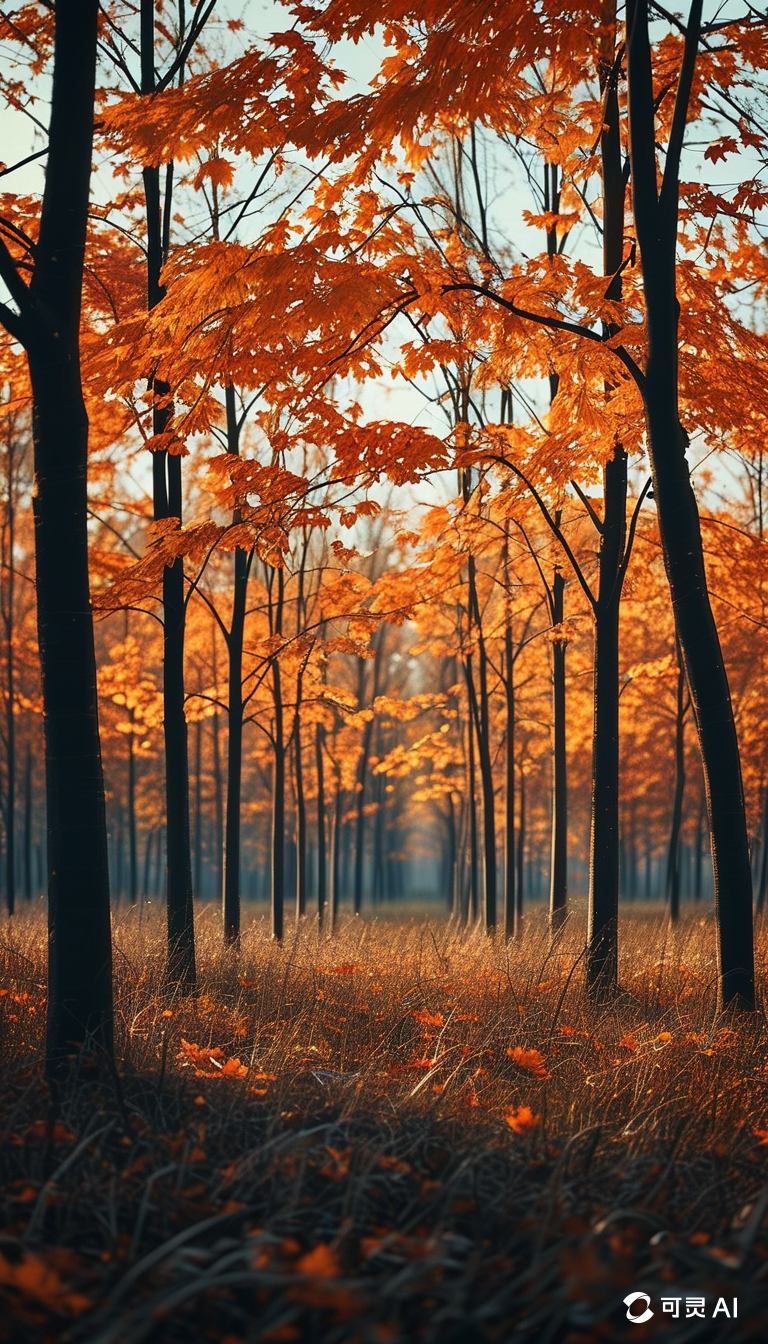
[
  {"left": 624, "top": 1292, "right": 654, "bottom": 1324},
  {"left": 622, "top": 1293, "right": 738, "bottom": 1323}
]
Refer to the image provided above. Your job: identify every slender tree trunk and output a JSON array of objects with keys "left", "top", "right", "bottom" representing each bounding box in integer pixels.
[
  {"left": 331, "top": 770, "right": 342, "bottom": 931},
  {"left": 141, "top": 0, "right": 195, "bottom": 993},
  {"left": 222, "top": 387, "right": 248, "bottom": 946},
  {"left": 549, "top": 567, "right": 567, "bottom": 932},
  {"left": 128, "top": 715, "right": 138, "bottom": 905},
  {"left": 352, "top": 632, "right": 383, "bottom": 915},
  {"left": 466, "top": 678, "right": 479, "bottom": 923},
  {"left": 585, "top": 25, "right": 629, "bottom": 993},
  {"left": 504, "top": 627, "right": 516, "bottom": 938},
  {"left": 211, "top": 706, "right": 224, "bottom": 904},
  {"left": 446, "top": 795, "right": 457, "bottom": 914},
  {"left": 316, "top": 721, "right": 327, "bottom": 926},
  {"left": 114, "top": 807, "right": 123, "bottom": 906},
  {"left": 162, "top": 496, "right": 195, "bottom": 989},
  {"left": 142, "top": 828, "right": 154, "bottom": 903},
  {"left": 628, "top": 0, "right": 754, "bottom": 1007},
  {"left": 2, "top": 433, "right": 15, "bottom": 917},
  {"left": 515, "top": 760, "right": 525, "bottom": 934},
  {"left": 23, "top": 743, "right": 32, "bottom": 901},
  {"left": 666, "top": 642, "right": 687, "bottom": 922},
  {"left": 587, "top": 566, "right": 622, "bottom": 988},
  {"left": 467, "top": 555, "right": 497, "bottom": 930},
  {"left": 294, "top": 689, "right": 307, "bottom": 919},
  {"left": 271, "top": 566, "right": 285, "bottom": 941},
  {"left": 20, "top": 0, "right": 113, "bottom": 1068},
  {"left": 194, "top": 717, "right": 202, "bottom": 898},
  {"left": 756, "top": 791, "right": 768, "bottom": 916}
]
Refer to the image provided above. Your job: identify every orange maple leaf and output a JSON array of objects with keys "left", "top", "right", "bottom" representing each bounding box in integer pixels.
[
  {"left": 296, "top": 1243, "right": 340, "bottom": 1278},
  {"left": 507, "top": 1046, "right": 550, "bottom": 1078},
  {"left": 504, "top": 1106, "right": 540, "bottom": 1135}
]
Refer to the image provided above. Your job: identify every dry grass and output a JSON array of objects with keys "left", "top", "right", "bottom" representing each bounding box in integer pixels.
[{"left": 2, "top": 903, "right": 768, "bottom": 1341}]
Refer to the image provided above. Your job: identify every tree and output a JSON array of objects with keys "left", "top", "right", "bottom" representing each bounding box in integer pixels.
[
  {"left": 626, "top": 0, "right": 756, "bottom": 1007},
  {"left": 0, "top": 0, "right": 113, "bottom": 1069}
]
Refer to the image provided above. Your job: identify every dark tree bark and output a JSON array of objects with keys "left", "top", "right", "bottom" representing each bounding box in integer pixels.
[
  {"left": 293, "top": 675, "right": 307, "bottom": 919},
  {"left": 330, "top": 766, "right": 342, "bottom": 930},
  {"left": 352, "top": 628, "right": 384, "bottom": 916},
  {"left": 140, "top": 0, "right": 195, "bottom": 993},
  {"left": 23, "top": 743, "right": 32, "bottom": 901},
  {"left": 503, "top": 624, "right": 516, "bottom": 938},
  {"left": 315, "top": 720, "right": 327, "bottom": 926},
  {"left": 222, "top": 386, "right": 250, "bottom": 946},
  {"left": 515, "top": 756, "right": 526, "bottom": 932},
  {"left": 127, "top": 711, "right": 138, "bottom": 905},
  {"left": 0, "top": 0, "right": 114, "bottom": 1068},
  {"left": 465, "top": 669, "right": 479, "bottom": 923},
  {"left": 666, "top": 640, "right": 688, "bottom": 922},
  {"left": 582, "top": 17, "right": 632, "bottom": 991},
  {"left": 466, "top": 543, "right": 497, "bottom": 931},
  {"left": 756, "top": 791, "right": 768, "bottom": 916},
  {"left": 270, "top": 564, "right": 285, "bottom": 941},
  {"left": 292, "top": 555, "right": 310, "bottom": 921},
  {"left": 212, "top": 701, "right": 224, "bottom": 905},
  {"left": 1, "top": 427, "right": 15, "bottom": 918},
  {"left": 194, "top": 716, "right": 202, "bottom": 898},
  {"left": 548, "top": 566, "right": 568, "bottom": 932},
  {"left": 627, "top": 0, "right": 754, "bottom": 1008}
]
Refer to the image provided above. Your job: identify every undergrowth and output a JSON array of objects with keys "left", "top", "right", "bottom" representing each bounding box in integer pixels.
[{"left": 1, "top": 904, "right": 768, "bottom": 1342}]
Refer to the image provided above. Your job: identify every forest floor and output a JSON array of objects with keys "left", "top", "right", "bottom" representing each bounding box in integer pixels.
[{"left": 1, "top": 904, "right": 768, "bottom": 1343}]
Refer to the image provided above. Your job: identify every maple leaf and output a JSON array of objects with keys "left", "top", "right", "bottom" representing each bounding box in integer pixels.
[
  {"left": 296, "top": 1243, "right": 340, "bottom": 1278},
  {"left": 704, "top": 136, "right": 738, "bottom": 164},
  {"left": 504, "top": 1106, "right": 541, "bottom": 1134},
  {"left": 507, "top": 1046, "right": 550, "bottom": 1078}
]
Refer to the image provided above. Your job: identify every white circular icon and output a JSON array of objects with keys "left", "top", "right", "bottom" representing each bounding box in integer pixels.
[{"left": 624, "top": 1292, "right": 654, "bottom": 1324}]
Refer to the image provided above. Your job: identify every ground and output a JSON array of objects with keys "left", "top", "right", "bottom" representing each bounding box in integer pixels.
[{"left": 1, "top": 904, "right": 767, "bottom": 1342}]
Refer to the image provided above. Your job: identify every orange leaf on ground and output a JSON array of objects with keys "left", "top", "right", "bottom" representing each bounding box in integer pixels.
[
  {"left": 507, "top": 1046, "right": 550, "bottom": 1078},
  {"left": 296, "top": 1243, "right": 340, "bottom": 1278},
  {"left": 504, "top": 1106, "right": 540, "bottom": 1134}
]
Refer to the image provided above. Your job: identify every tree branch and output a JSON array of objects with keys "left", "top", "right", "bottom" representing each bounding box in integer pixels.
[
  {"left": 659, "top": 0, "right": 703, "bottom": 237},
  {"left": 443, "top": 281, "right": 646, "bottom": 391}
]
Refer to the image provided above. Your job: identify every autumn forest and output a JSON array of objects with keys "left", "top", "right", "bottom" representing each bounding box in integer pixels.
[{"left": 1, "top": 1, "right": 768, "bottom": 1340}]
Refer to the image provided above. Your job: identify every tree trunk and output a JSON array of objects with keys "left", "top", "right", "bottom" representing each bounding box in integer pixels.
[
  {"left": 549, "top": 567, "right": 567, "bottom": 932},
  {"left": 194, "top": 716, "right": 202, "bottom": 898},
  {"left": 757, "top": 792, "right": 768, "bottom": 916},
  {"left": 666, "top": 642, "right": 687, "bottom": 922},
  {"left": 504, "top": 626, "right": 516, "bottom": 938},
  {"left": 21, "top": 0, "right": 114, "bottom": 1069},
  {"left": 352, "top": 631, "right": 383, "bottom": 916},
  {"left": 466, "top": 673, "right": 479, "bottom": 923},
  {"left": 127, "top": 714, "right": 138, "bottom": 905},
  {"left": 222, "top": 387, "right": 248, "bottom": 946},
  {"left": 628, "top": 0, "right": 754, "bottom": 1008},
  {"left": 587, "top": 557, "right": 622, "bottom": 989},
  {"left": 466, "top": 554, "right": 497, "bottom": 931},
  {"left": 23, "top": 743, "right": 32, "bottom": 901},
  {"left": 271, "top": 565, "right": 285, "bottom": 941},
  {"left": 330, "top": 770, "right": 342, "bottom": 930},
  {"left": 515, "top": 760, "right": 525, "bottom": 934},
  {"left": 141, "top": 0, "right": 195, "bottom": 993},
  {"left": 585, "top": 26, "right": 629, "bottom": 994},
  {"left": 294, "top": 683, "right": 307, "bottom": 919},
  {"left": 212, "top": 705, "right": 224, "bottom": 904},
  {"left": 2, "top": 427, "right": 16, "bottom": 918},
  {"left": 315, "top": 720, "right": 327, "bottom": 926}
]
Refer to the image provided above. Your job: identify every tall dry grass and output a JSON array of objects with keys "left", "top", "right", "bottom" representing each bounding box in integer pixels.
[{"left": 1, "top": 903, "right": 767, "bottom": 1341}]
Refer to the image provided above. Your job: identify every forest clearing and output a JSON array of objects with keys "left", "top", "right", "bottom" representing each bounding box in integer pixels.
[
  {"left": 2, "top": 908, "right": 768, "bottom": 1341},
  {"left": 2, "top": 0, "right": 768, "bottom": 1338}
]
